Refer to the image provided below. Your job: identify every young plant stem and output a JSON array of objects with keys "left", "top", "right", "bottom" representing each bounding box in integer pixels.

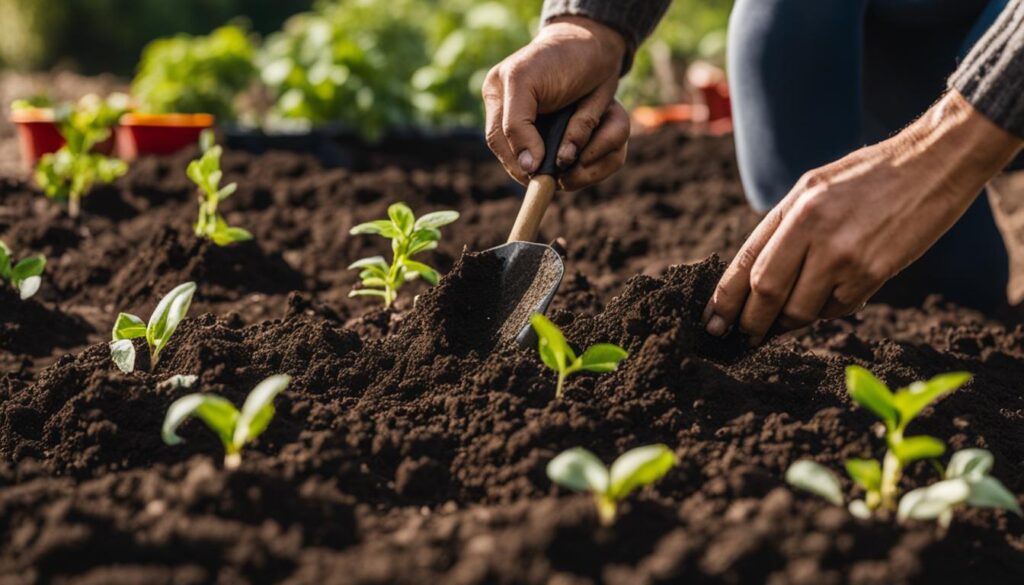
[
  {"left": 556, "top": 372, "right": 566, "bottom": 399},
  {"left": 69, "top": 194, "right": 80, "bottom": 219},
  {"left": 224, "top": 450, "right": 241, "bottom": 470},
  {"left": 880, "top": 448, "right": 901, "bottom": 511},
  {"left": 595, "top": 495, "right": 616, "bottom": 526}
]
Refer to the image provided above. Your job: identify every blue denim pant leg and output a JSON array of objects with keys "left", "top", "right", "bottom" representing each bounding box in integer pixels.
[{"left": 728, "top": 0, "right": 1010, "bottom": 309}]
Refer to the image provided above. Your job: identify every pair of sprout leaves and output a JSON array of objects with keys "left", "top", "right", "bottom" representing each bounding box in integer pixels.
[
  {"left": 110, "top": 282, "right": 196, "bottom": 373},
  {"left": 530, "top": 314, "right": 628, "bottom": 399},
  {"left": 162, "top": 374, "right": 291, "bottom": 469},
  {"left": 547, "top": 444, "right": 676, "bottom": 525},
  {"left": 348, "top": 202, "right": 458, "bottom": 308},
  {"left": 188, "top": 130, "right": 252, "bottom": 246},
  {"left": 787, "top": 366, "right": 1020, "bottom": 526},
  {"left": 0, "top": 241, "right": 45, "bottom": 300}
]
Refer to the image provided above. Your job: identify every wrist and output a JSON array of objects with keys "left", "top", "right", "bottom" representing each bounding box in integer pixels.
[
  {"left": 901, "top": 91, "right": 1023, "bottom": 191},
  {"left": 543, "top": 15, "right": 627, "bottom": 74}
]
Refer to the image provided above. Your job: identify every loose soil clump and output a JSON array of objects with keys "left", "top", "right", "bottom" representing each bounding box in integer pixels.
[{"left": 1, "top": 128, "right": 1022, "bottom": 584}]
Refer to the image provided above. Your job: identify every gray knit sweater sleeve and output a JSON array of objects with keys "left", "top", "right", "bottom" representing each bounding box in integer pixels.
[
  {"left": 950, "top": 0, "right": 1024, "bottom": 138},
  {"left": 542, "top": 0, "right": 672, "bottom": 70}
]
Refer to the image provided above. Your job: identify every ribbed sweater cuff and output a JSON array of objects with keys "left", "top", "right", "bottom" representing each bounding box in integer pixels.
[
  {"left": 542, "top": 0, "right": 672, "bottom": 74},
  {"left": 950, "top": 0, "right": 1024, "bottom": 139}
]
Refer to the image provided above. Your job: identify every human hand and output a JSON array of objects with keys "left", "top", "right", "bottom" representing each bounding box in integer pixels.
[
  {"left": 703, "top": 91, "right": 1024, "bottom": 345},
  {"left": 482, "top": 16, "right": 631, "bottom": 191}
]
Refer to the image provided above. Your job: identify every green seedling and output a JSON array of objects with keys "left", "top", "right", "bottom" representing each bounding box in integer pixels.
[
  {"left": 188, "top": 130, "right": 252, "bottom": 246},
  {"left": 0, "top": 240, "right": 45, "bottom": 300},
  {"left": 110, "top": 282, "right": 196, "bottom": 373},
  {"left": 34, "top": 93, "right": 129, "bottom": 218},
  {"left": 547, "top": 444, "right": 676, "bottom": 526},
  {"left": 786, "top": 366, "right": 1018, "bottom": 524},
  {"left": 530, "top": 313, "right": 628, "bottom": 399},
  {"left": 348, "top": 202, "right": 458, "bottom": 307},
  {"left": 898, "top": 448, "right": 1021, "bottom": 527},
  {"left": 162, "top": 374, "right": 291, "bottom": 469}
]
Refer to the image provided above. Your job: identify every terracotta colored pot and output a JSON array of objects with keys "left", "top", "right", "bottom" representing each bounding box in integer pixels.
[
  {"left": 116, "top": 113, "right": 215, "bottom": 160},
  {"left": 632, "top": 104, "right": 709, "bottom": 130},
  {"left": 11, "top": 108, "right": 117, "bottom": 170}
]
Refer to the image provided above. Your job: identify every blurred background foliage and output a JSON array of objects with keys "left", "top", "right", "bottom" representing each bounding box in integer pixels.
[{"left": 0, "top": 0, "right": 732, "bottom": 135}]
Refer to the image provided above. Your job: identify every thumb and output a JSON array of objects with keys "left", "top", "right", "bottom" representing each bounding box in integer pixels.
[
  {"left": 556, "top": 76, "right": 618, "bottom": 169},
  {"left": 502, "top": 76, "right": 545, "bottom": 175}
]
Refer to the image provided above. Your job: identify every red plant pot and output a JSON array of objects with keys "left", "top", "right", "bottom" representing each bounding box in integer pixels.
[
  {"left": 11, "top": 108, "right": 116, "bottom": 171},
  {"left": 116, "top": 113, "right": 215, "bottom": 160}
]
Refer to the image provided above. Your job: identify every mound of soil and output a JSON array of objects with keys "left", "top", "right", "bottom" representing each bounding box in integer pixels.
[{"left": 1, "top": 127, "right": 1022, "bottom": 584}]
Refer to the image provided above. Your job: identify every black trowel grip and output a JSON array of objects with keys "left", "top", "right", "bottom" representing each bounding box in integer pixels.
[{"left": 534, "top": 103, "right": 577, "bottom": 176}]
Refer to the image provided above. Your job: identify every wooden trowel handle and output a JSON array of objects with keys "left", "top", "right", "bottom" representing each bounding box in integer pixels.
[{"left": 507, "top": 104, "right": 576, "bottom": 243}]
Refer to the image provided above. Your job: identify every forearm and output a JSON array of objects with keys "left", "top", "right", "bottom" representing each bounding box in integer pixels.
[
  {"left": 541, "top": 0, "right": 672, "bottom": 72},
  {"left": 949, "top": 0, "right": 1024, "bottom": 138}
]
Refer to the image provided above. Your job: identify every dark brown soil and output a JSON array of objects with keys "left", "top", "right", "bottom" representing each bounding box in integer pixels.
[{"left": 1, "top": 127, "right": 1023, "bottom": 584}]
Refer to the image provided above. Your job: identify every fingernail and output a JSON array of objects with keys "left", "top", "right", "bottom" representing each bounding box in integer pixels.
[
  {"left": 556, "top": 143, "right": 577, "bottom": 168},
  {"left": 518, "top": 150, "right": 536, "bottom": 173},
  {"left": 705, "top": 315, "right": 727, "bottom": 337},
  {"left": 701, "top": 303, "right": 714, "bottom": 326}
]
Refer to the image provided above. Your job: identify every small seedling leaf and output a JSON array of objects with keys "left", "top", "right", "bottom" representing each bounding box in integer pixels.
[
  {"left": 848, "top": 499, "right": 872, "bottom": 519},
  {"left": 785, "top": 460, "right": 843, "bottom": 506},
  {"left": 109, "top": 339, "right": 137, "bottom": 373},
  {"left": 112, "top": 313, "right": 147, "bottom": 340},
  {"left": 892, "top": 372, "right": 970, "bottom": 428},
  {"left": 414, "top": 210, "right": 459, "bottom": 230},
  {"left": 387, "top": 203, "right": 415, "bottom": 235},
  {"left": 17, "top": 276, "right": 41, "bottom": 300},
  {"left": 11, "top": 255, "right": 45, "bottom": 281},
  {"left": 348, "top": 256, "right": 388, "bottom": 270},
  {"left": 234, "top": 374, "right": 291, "bottom": 448},
  {"left": 147, "top": 282, "right": 197, "bottom": 355},
  {"left": 965, "top": 476, "right": 1022, "bottom": 516},
  {"left": 158, "top": 374, "right": 199, "bottom": 390},
  {"left": 199, "top": 128, "right": 216, "bottom": 153},
  {"left": 546, "top": 447, "right": 609, "bottom": 494},
  {"left": 946, "top": 448, "right": 994, "bottom": 481},
  {"left": 349, "top": 289, "right": 388, "bottom": 298},
  {"left": 350, "top": 220, "right": 401, "bottom": 238},
  {"left": 578, "top": 344, "right": 629, "bottom": 373},
  {"left": 892, "top": 435, "right": 945, "bottom": 464},
  {"left": 211, "top": 226, "right": 253, "bottom": 246},
  {"left": 0, "top": 241, "right": 10, "bottom": 277},
  {"left": 403, "top": 260, "right": 438, "bottom": 285},
  {"left": 844, "top": 458, "right": 882, "bottom": 492},
  {"left": 845, "top": 366, "right": 897, "bottom": 429},
  {"left": 162, "top": 393, "right": 239, "bottom": 449},
  {"left": 897, "top": 478, "right": 970, "bottom": 523},
  {"left": 531, "top": 313, "right": 575, "bottom": 371},
  {"left": 217, "top": 182, "right": 238, "bottom": 201},
  {"left": 608, "top": 444, "right": 676, "bottom": 501}
]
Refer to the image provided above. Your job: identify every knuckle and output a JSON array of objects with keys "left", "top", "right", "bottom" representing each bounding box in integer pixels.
[
  {"left": 749, "top": 272, "right": 783, "bottom": 301},
  {"left": 792, "top": 191, "right": 827, "bottom": 222},
  {"left": 797, "top": 170, "right": 828, "bottom": 191},
  {"left": 734, "top": 245, "right": 760, "bottom": 272},
  {"left": 576, "top": 112, "right": 601, "bottom": 134},
  {"left": 484, "top": 126, "right": 504, "bottom": 151}
]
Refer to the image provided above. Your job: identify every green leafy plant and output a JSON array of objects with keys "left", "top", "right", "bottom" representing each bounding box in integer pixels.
[
  {"left": 348, "top": 202, "right": 457, "bottom": 308},
  {"left": 34, "top": 93, "right": 129, "bottom": 218},
  {"left": 188, "top": 130, "right": 252, "bottom": 245},
  {"left": 257, "top": 0, "right": 429, "bottom": 137},
  {"left": 786, "top": 366, "right": 1021, "bottom": 525},
  {"left": 133, "top": 24, "right": 256, "bottom": 121},
  {"left": 411, "top": 2, "right": 532, "bottom": 127},
  {"left": 547, "top": 444, "right": 676, "bottom": 525},
  {"left": 0, "top": 240, "right": 45, "bottom": 300},
  {"left": 162, "top": 374, "right": 291, "bottom": 469},
  {"left": 110, "top": 282, "right": 197, "bottom": 373},
  {"left": 530, "top": 313, "right": 628, "bottom": 399}
]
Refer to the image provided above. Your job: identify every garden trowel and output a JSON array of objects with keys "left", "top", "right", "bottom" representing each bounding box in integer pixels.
[{"left": 482, "top": 104, "right": 575, "bottom": 348}]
